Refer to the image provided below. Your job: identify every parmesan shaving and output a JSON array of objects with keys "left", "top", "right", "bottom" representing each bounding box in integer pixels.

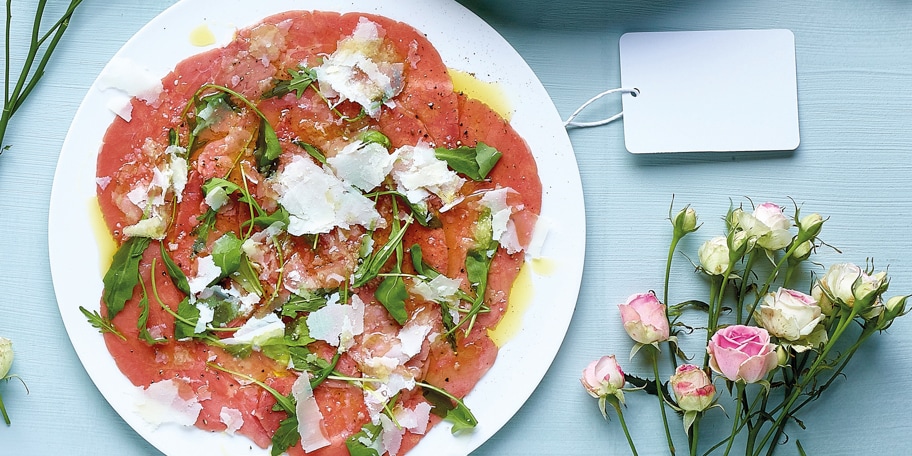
[
  {"left": 135, "top": 379, "right": 203, "bottom": 429},
  {"left": 291, "top": 374, "right": 331, "bottom": 452},
  {"left": 306, "top": 294, "right": 366, "bottom": 351}
]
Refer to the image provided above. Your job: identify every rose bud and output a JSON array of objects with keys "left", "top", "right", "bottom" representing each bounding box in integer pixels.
[
  {"left": 581, "top": 355, "right": 626, "bottom": 400},
  {"left": 699, "top": 236, "right": 730, "bottom": 275},
  {"left": 618, "top": 292, "right": 669, "bottom": 345},
  {"left": 669, "top": 364, "right": 715, "bottom": 412},
  {"left": 707, "top": 325, "right": 779, "bottom": 384},
  {"left": 672, "top": 206, "right": 699, "bottom": 236}
]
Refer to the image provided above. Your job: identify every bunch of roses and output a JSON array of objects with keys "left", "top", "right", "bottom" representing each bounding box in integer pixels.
[{"left": 580, "top": 201, "right": 909, "bottom": 456}]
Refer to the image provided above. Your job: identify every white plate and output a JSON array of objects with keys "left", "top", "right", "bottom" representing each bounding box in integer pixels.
[{"left": 49, "top": 1, "right": 584, "bottom": 455}]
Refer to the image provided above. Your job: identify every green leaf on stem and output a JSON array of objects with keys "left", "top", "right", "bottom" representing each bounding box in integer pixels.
[
  {"left": 376, "top": 274, "right": 408, "bottom": 325},
  {"left": 79, "top": 306, "right": 126, "bottom": 340},
  {"left": 434, "top": 142, "right": 502, "bottom": 181},
  {"left": 102, "top": 236, "right": 152, "bottom": 318},
  {"left": 159, "top": 243, "right": 190, "bottom": 295}
]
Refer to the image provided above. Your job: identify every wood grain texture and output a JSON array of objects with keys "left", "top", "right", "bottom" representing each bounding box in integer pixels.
[{"left": 1, "top": 0, "right": 910, "bottom": 454}]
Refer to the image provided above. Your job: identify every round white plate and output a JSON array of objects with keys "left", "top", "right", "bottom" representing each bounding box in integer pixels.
[{"left": 49, "top": 1, "right": 585, "bottom": 455}]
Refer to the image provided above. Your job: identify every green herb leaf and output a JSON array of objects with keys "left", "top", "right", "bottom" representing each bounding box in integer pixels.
[
  {"left": 421, "top": 383, "right": 478, "bottom": 434},
  {"left": 281, "top": 289, "right": 330, "bottom": 317},
  {"left": 191, "top": 209, "right": 218, "bottom": 255},
  {"left": 187, "top": 92, "right": 232, "bottom": 151},
  {"left": 255, "top": 117, "right": 282, "bottom": 175},
  {"left": 434, "top": 142, "right": 502, "bottom": 181},
  {"left": 293, "top": 140, "right": 327, "bottom": 164},
  {"left": 357, "top": 130, "right": 391, "bottom": 150},
  {"left": 79, "top": 306, "right": 126, "bottom": 341},
  {"left": 243, "top": 203, "right": 290, "bottom": 230},
  {"left": 136, "top": 275, "right": 165, "bottom": 345},
  {"left": 102, "top": 236, "right": 152, "bottom": 318},
  {"left": 352, "top": 218, "right": 414, "bottom": 288},
  {"left": 159, "top": 243, "right": 190, "bottom": 295},
  {"left": 211, "top": 232, "right": 245, "bottom": 281},
  {"left": 345, "top": 423, "right": 383, "bottom": 456},
  {"left": 271, "top": 415, "right": 301, "bottom": 456},
  {"left": 376, "top": 275, "right": 408, "bottom": 325},
  {"left": 173, "top": 298, "right": 200, "bottom": 340},
  {"left": 264, "top": 66, "right": 318, "bottom": 99},
  {"left": 234, "top": 256, "right": 265, "bottom": 296}
]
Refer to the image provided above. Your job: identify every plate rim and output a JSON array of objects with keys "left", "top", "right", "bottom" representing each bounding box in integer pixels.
[{"left": 48, "top": 1, "right": 585, "bottom": 455}]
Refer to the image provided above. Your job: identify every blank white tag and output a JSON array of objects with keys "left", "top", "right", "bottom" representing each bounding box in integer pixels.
[{"left": 619, "top": 29, "right": 799, "bottom": 154}]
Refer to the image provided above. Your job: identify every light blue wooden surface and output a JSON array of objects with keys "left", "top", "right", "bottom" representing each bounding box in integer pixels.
[{"left": 1, "top": 0, "right": 910, "bottom": 454}]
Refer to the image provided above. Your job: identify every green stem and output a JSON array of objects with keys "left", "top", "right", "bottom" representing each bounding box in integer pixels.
[
  {"left": 722, "top": 382, "right": 745, "bottom": 456},
  {"left": 0, "top": 390, "right": 9, "bottom": 425},
  {"left": 2, "top": 0, "right": 83, "bottom": 150},
  {"left": 745, "top": 242, "right": 801, "bottom": 326},
  {"left": 664, "top": 236, "right": 682, "bottom": 373},
  {"left": 651, "top": 348, "right": 676, "bottom": 455},
  {"left": 609, "top": 398, "right": 639, "bottom": 456},
  {"left": 751, "top": 309, "right": 858, "bottom": 456},
  {"left": 689, "top": 413, "right": 701, "bottom": 456},
  {"left": 736, "top": 252, "right": 758, "bottom": 324}
]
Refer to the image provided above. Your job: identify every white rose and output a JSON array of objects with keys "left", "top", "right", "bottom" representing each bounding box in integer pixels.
[
  {"left": 756, "top": 288, "right": 824, "bottom": 342},
  {"left": 738, "top": 203, "right": 791, "bottom": 250},
  {"left": 814, "top": 263, "right": 887, "bottom": 313},
  {"left": 698, "top": 236, "right": 730, "bottom": 275},
  {"left": 0, "top": 337, "right": 12, "bottom": 378}
]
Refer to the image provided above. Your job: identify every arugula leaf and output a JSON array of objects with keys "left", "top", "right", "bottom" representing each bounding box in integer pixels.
[
  {"left": 102, "top": 236, "right": 152, "bottom": 318},
  {"left": 263, "top": 66, "right": 318, "bottom": 99},
  {"left": 159, "top": 243, "right": 190, "bottom": 295},
  {"left": 420, "top": 382, "right": 478, "bottom": 434},
  {"left": 254, "top": 117, "right": 282, "bottom": 176},
  {"left": 79, "top": 306, "right": 126, "bottom": 341},
  {"left": 345, "top": 423, "right": 383, "bottom": 456},
  {"left": 187, "top": 92, "right": 232, "bottom": 151},
  {"left": 376, "top": 275, "right": 408, "bottom": 325},
  {"left": 357, "top": 130, "right": 391, "bottom": 150},
  {"left": 242, "top": 201, "right": 289, "bottom": 230},
  {"left": 234, "top": 256, "right": 264, "bottom": 296},
  {"left": 352, "top": 217, "right": 413, "bottom": 288},
  {"left": 211, "top": 232, "right": 244, "bottom": 281},
  {"left": 191, "top": 209, "right": 218, "bottom": 255},
  {"left": 173, "top": 298, "right": 201, "bottom": 341},
  {"left": 434, "top": 142, "right": 502, "bottom": 181},
  {"left": 281, "top": 289, "right": 330, "bottom": 317},
  {"left": 292, "top": 140, "right": 327, "bottom": 164},
  {"left": 136, "top": 275, "right": 166, "bottom": 345},
  {"left": 271, "top": 415, "right": 300, "bottom": 456}
]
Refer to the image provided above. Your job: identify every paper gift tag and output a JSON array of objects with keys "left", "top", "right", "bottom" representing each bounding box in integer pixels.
[{"left": 619, "top": 29, "right": 799, "bottom": 154}]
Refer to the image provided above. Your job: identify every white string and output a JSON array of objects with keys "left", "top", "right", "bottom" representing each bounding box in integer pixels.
[{"left": 563, "top": 87, "right": 640, "bottom": 128}]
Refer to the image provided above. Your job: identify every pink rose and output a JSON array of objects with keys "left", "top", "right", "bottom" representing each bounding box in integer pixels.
[
  {"left": 707, "top": 325, "right": 778, "bottom": 383},
  {"left": 618, "top": 292, "right": 669, "bottom": 344},
  {"left": 580, "top": 355, "right": 625, "bottom": 399},
  {"left": 669, "top": 364, "right": 715, "bottom": 412}
]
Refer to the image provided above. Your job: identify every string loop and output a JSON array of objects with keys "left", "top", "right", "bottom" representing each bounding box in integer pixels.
[{"left": 563, "top": 87, "right": 639, "bottom": 128}]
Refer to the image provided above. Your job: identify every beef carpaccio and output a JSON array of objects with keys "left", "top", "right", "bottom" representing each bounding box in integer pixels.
[{"left": 93, "top": 10, "right": 540, "bottom": 456}]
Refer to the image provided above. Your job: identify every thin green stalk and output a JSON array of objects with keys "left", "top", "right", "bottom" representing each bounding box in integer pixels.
[
  {"left": 722, "top": 382, "right": 746, "bottom": 456},
  {"left": 0, "top": 389, "right": 9, "bottom": 425},
  {"left": 752, "top": 309, "right": 857, "bottom": 456},
  {"left": 651, "top": 347, "right": 676, "bottom": 455},
  {"left": 608, "top": 397, "right": 639, "bottom": 456},
  {"left": 745, "top": 242, "right": 801, "bottom": 326},
  {"left": 736, "top": 252, "right": 758, "bottom": 324},
  {"left": 689, "top": 413, "right": 701, "bottom": 456},
  {"left": 1, "top": 0, "right": 83, "bottom": 150}
]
